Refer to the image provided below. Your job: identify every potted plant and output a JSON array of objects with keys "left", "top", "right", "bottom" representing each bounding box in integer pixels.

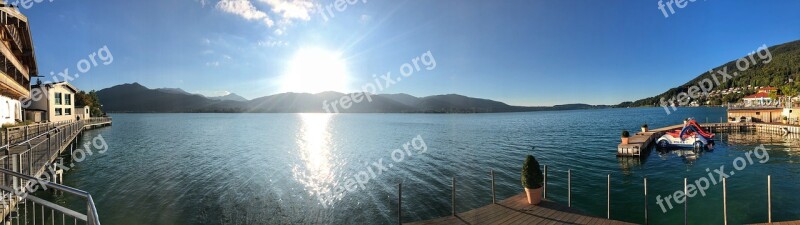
[
  {"left": 641, "top": 124, "right": 649, "bottom": 132},
  {"left": 521, "top": 155, "right": 544, "bottom": 205},
  {"left": 783, "top": 116, "right": 789, "bottom": 124},
  {"left": 621, "top": 130, "right": 630, "bottom": 145}
]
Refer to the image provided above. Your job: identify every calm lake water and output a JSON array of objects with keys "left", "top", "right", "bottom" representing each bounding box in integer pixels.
[{"left": 50, "top": 108, "right": 800, "bottom": 224}]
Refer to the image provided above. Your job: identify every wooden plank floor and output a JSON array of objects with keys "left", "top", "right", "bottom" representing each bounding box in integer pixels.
[
  {"left": 751, "top": 221, "right": 800, "bottom": 225},
  {"left": 404, "top": 193, "right": 635, "bottom": 225}
]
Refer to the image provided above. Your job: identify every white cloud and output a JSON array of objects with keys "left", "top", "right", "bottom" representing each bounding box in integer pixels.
[
  {"left": 202, "top": 90, "right": 232, "bottom": 97},
  {"left": 261, "top": 0, "right": 315, "bottom": 22},
  {"left": 216, "top": 0, "right": 274, "bottom": 27}
]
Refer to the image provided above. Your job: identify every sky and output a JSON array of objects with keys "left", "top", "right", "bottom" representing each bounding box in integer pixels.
[{"left": 18, "top": 0, "right": 800, "bottom": 106}]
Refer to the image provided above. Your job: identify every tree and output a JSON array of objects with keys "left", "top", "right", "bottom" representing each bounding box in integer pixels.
[{"left": 75, "top": 90, "right": 104, "bottom": 117}]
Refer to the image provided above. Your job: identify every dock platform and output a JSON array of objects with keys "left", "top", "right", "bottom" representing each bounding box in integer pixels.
[
  {"left": 405, "top": 193, "right": 634, "bottom": 225},
  {"left": 615, "top": 122, "right": 799, "bottom": 156}
]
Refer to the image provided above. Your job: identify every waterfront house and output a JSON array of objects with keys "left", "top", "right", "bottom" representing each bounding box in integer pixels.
[
  {"left": 0, "top": 6, "right": 38, "bottom": 125},
  {"left": 26, "top": 81, "right": 79, "bottom": 123},
  {"left": 742, "top": 86, "right": 780, "bottom": 107}
]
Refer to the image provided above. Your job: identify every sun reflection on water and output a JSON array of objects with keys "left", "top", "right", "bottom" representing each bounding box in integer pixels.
[{"left": 292, "top": 113, "right": 337, "bottom": 199}]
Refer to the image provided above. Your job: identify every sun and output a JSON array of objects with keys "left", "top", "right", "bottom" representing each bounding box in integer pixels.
[{"left": 280, "top": 47, "right": 349, "bottom": 94}]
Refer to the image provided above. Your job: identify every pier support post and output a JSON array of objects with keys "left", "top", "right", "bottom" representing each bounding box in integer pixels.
[
  {"left": 451, "top": 177, "right": 456, "bottom": 216},
  {"left": 568, "top": 169, "right": 571, "bottom": 208},
  {"left": 684, "top": 178, "right": 687, "bottom": 225},
  {"left": 768, "top": 175, "right": 771, "bottom": 224},
  {"left": 490, "top": 170, "right": 495, "bottom": 204},
  {"left": 398, "top": 183, "right": 402, "bottom": 225},
  {"left": 644, "top": 177, "right": 648, "bottom": 225},
  {"left": 607, "top": 174, "right": 610, "bottom": 219},
  {"left": 543, "top": 165, "right": 547, "bottom": 199},
  {"left": 723, "top": 177, "right": 727, "bottom": 225}
]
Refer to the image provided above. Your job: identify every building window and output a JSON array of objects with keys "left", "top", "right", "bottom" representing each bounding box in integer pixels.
[
  {"left": 65, "top": 108, "right": 72, "bottom": 115},
  {"left": 55, "top": 108, "right": 63, "bottom": 116},
  {"left": 55, "top": 93, "right": 62, "bottom": 105},
  {"left": 65, "top": 94, "right": 72, "bottom": 105}
]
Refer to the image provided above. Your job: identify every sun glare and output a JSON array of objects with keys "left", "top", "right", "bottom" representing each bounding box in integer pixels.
[{"left": 280, "top": 47, "right": 349, "bottom": 94}]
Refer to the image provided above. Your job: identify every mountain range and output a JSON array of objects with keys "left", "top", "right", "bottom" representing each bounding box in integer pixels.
[{"left": 96, "top": 83, "right": 609, "bottom": 113}]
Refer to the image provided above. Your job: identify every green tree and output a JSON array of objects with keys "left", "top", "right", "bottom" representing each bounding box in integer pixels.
[{"left": 75, "top": 90, "right": 104, "bottom": 117}]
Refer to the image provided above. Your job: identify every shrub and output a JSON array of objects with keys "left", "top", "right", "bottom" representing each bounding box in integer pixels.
[
  {"left": 521, "top": 155, "right": 544, "bottom": 189},
  {"left": 621, "top": 130, "right": 630, "bottom": 138},
  {"left": 641, "top": 124, "right": 648, "bottom": 128}
]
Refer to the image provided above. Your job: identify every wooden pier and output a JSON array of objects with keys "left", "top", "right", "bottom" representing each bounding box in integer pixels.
[{"left": 404, "top": 193, "right": 633, "bottom": 225}]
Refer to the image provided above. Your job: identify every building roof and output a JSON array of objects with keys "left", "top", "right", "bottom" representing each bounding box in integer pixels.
[
  {"left": 743, "top": 92, "right": 772, "bottom": 99},
  {"left": 31, "top": 81, "right": 80, "bottom": 93},
  {"left": 760, "top": 86, "right": 777, "bottom": 91},
  {"left": 0, "top": 6, "right": 38, "bottom": 76}
]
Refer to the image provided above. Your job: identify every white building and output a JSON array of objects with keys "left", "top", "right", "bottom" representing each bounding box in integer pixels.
[
  {"left": 25, "top": 82, "right": 79, "bottom": 123},
  {"left": 0, "top": 7, "right": 38, "bottom": 125}
]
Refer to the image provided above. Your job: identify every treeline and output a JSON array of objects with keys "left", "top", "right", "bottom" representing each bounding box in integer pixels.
[
  {"left": 75, "top": 90, "right": 105, "bottom": 116},
  {"left": 620, "top": 40, "right": 800, "bottom": 107}
]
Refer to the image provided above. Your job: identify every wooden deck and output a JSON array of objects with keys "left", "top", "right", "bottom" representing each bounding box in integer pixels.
[
  {"left": 404, "top": 193, "right": 634, "bottom": 225},
  {"left": 752, "top": 221, "right": 800, "bottom": 225}
]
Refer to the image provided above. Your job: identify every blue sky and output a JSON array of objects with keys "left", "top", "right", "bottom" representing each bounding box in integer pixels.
[{"left": 20, "top": 0, "right": 800, "bottom": 106}]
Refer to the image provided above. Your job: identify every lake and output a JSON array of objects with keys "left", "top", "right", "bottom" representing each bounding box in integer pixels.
[{"left": 51, "top": 108, "right": 800, "bottom": 224}]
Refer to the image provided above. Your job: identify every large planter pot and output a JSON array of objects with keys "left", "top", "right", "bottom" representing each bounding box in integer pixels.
[
  {"left": 525, "top": 187, "right": 543, "bottom": 205},
  {"left": 641, "top": 127, "right": 648, "bottom": 132},
  {"left": 621, "top": 137, "right": 629, "bottom": 145}
]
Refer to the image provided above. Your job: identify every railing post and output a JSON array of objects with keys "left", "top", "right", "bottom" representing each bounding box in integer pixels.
[
  {"left": 398, "top": 183, "right": 402, "bottom": 225},
  {"left": 10, "top": 153, "right": 18, "bottom": 190},
  {"left": 568, "top": 169, "right": 571, "bottom": 208},
  {"left": 768, "top": 175, "right": 771, "bottom": 224},
  {"left": 451, "top": 177, "right": 456, "bottom": 216},
  {"left": 607, "top": 174, "right": 610, "bottom": 219},
  {"left": 491, "top": 170, "right": 496, "bottom": 204},
  {"left": 723, "top": 177, "right": 727, "bottom": 225},
  {"left": 543, "top": 165, "right": 547, "bottom": 199},
  {"left": 47, "top": 133, "right": 51, "bottom": 161},
  {"left": 644, "top": 177, "right": 648, "bottom": 225}
]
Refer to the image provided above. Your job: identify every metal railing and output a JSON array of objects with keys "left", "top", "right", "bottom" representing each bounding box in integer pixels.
[
  {"left": 2, "top": 117, "right": 112, "bottom": 147},
  {"left": 0, "top": 168, "right": 101, "bottom": 225},
  {"left": 0, "top": 118, "right": 110, "bottom": 224},
  {"left": 398, "top": 166, "right": 785, "bottom": 225}
]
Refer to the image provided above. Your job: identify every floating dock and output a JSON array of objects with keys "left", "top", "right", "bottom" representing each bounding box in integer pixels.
[{"left": 617, "top": 122, "right": 800, "bottom": 156}]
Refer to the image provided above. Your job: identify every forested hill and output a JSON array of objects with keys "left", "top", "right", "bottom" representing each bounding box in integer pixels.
[{"left": 619, "top": 40, "right": 800, "bottom": 107}]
